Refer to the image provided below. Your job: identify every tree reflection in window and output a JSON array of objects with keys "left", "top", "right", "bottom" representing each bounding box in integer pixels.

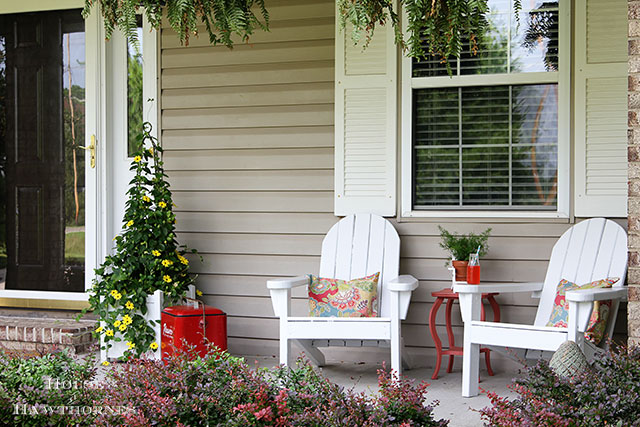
[{"left": 127, "top": 15, "right": 143, "bottom": 156}]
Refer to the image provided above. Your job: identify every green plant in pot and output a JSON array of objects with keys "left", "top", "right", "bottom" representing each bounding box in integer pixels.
[
  {"left": 438, "top": 226, "right": 491, "bottom": 281},
  {"left": 78, "top": 123, "right": 199, "bottom": 360}
]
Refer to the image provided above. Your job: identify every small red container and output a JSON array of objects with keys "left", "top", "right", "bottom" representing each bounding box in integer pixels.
[{"left": 161, "top": 304, "right": 227, "bottom": 360}]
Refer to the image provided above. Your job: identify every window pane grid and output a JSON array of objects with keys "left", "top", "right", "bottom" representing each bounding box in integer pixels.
[{"left": 413, "top": 84, "right": 558, "bottom": 209}]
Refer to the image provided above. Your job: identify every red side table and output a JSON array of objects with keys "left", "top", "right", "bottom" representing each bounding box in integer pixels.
[{"left": 428, "top": 288, "right": 500, "bottom": 380}]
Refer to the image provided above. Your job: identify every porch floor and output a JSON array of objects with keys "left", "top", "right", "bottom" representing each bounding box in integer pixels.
[{"left": 243, "top": 355, "right": 517, "bottom": 427}]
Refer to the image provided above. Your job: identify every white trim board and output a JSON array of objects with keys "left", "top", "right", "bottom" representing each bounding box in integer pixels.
[{"left": 0, "top": 290, "right": 89, "bottom": 301}]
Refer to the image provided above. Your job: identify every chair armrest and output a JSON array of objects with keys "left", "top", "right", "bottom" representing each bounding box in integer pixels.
[
  {"left": 566, "top": 287, "right": 627, "bottom": 302},
  {"left": 388, "top": 275, "right": 419, "bottom": 292},
  {"left": 453, "top": 282, "right": 543, "bottom": 294},
  {"left": 267, "top": 275, "right": 310, "bottom": 290}
]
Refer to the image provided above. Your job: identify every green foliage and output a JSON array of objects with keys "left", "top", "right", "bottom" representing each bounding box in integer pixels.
[
  {"left": 0, "top": 349, "right": 100, "bottom": 426},
  {"left": 481, "top": 345, "right": 640, "bottom": 426},
  {"left": 79, "top": 123, "right": 199, "bottom": 360},
  {"left": 83, "top": 0, "right": 269, "bottom": 50},
  {"left": 338, "top": 0, "right": 523, "bottom": 72},
  {"left": 404, "top": 0, "right": 488, "bottom": 71},
  {"left": 85, "top": 0, "right": 528, "bottom": 69},
  {"left": 337, "top": 0, "right": 403, "bottom": 48},
  {"left": 0, "top": 346, "right": 448, "bottom": 426},
  {"left": 438, "top": 226, "right": 491, "bottom": 262},
  {"left": 94, "top": 347, "right": 448, "bottom": 426}
]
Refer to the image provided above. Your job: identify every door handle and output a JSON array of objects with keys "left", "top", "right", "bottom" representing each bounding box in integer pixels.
[{"left": 79, "top": 135, "right": 96, "bottom": 168}]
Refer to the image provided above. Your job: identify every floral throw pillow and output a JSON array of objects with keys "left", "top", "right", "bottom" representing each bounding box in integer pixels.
[
  {"left": 546, "top": 277, "right": 619, "bottom": 345},
  {"left": 308, "top": 272, "right": 379, "bottom": 318}
]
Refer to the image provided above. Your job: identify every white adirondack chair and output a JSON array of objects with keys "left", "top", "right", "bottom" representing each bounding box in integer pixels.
[
  {"left": 267, "top": 214, "right": 418, "bottom": 373},
  {"left": 454, "top": 218, "right": 628, "bottom": 397}
]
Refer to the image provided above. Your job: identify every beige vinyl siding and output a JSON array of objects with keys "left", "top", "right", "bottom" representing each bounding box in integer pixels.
[{"left": 160, "top": 0, "right": 626, "bottom": 365}]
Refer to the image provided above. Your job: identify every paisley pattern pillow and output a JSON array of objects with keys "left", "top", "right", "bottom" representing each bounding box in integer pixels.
[
  {"left": 584, "top": 299, "right": 613, "bottom": 346},
  {"left": 308, "top": 272, "right": 379, "bottom": 318},
  {"left": 546, "top": 277, "right": 619, "bottom": 345}
]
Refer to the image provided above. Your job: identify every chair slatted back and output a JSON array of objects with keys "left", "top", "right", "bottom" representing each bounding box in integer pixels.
[
  {"left": 319, "top": 214, "right": 400, "bottom": 318},
  {"left": 533, "top": 218, "right": 628, "bottom": 326}
]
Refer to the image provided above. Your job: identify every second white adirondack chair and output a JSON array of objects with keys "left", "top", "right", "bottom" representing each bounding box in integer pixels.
[
  {"left": 267, "top": 214, "right": 418, "bottom": 373},
  {"left": 454, "top": 218, "right": 628, "bottom": 397}
]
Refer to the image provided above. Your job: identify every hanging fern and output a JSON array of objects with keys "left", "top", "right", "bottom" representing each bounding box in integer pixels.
[
  {"left": 83, "top": 0, "right": 269, "bottom": 48},
  {"left": 85, "top": 0, "right": 523, "bottom": 66},
  {"left": 338, "top": 0, "right": 523, "bottom": 70}
]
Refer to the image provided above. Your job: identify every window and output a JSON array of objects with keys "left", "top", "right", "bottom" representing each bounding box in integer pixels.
[{"left": 402, "top": 0, "right": 568, "bottom": 216}]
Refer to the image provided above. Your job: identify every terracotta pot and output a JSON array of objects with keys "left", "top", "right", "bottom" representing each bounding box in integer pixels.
[{"left": 452, "top": 260, "right": 469, "bottom": 282}]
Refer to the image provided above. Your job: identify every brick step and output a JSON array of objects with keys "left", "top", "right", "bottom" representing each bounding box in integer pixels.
[{"left": 0, "top": 316, "right": 97, "bottom": 355}]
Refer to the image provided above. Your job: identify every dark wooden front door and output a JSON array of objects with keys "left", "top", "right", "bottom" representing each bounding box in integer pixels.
[{"left": 1, "top": 10, "right": 84, "bottom": 292}]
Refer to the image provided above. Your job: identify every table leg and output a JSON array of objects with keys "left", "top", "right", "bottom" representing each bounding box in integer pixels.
[
  {"left": 487, "top": 295, "right": 501, "bottom": 322},
  {"left": 484, "top": 295, "right": 500, "bottom": 377},
  {"left": 445, "top": 298, "right": 455, "bottom": 373},
  {"left": 429, "top": 297, "right": 444, "bottom": 380},
  {"left": 484, "top": 348, "right": 494, "bottom": 376}
]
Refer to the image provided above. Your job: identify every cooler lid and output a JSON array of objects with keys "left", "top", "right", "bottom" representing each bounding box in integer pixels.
[{"left": 162, "top": 305, "right": 225, "bottom": 317}]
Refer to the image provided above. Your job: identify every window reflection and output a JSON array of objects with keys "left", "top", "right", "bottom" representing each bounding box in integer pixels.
[
  {"left": 127, "top": 16, "right": 144, "bottom": 156},
  {"left": 63, "top": 27, "right": 86, "bottom": 272},
  {"left": 0, "top": 35, "right": 6, "bottom": 285},
  {"left": 413, "top": 0, "right": 560, "bottom": 76}
]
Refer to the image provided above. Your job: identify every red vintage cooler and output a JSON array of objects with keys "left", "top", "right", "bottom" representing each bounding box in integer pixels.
[{"left": 161, "top": 304, "right": 227, "bottom": 360}]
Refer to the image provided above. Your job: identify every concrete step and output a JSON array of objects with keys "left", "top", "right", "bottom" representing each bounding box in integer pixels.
[{"left": 0, "top": 315, "right": 97, "bottom": 355}]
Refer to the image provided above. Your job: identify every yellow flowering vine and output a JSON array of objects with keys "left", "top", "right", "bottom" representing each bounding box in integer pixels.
[{"left": 78, "top": 123, "right": 201, "bottom": 361}]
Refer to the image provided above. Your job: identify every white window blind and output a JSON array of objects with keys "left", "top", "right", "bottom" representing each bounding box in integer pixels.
[
  {"left": 414, "top": 84, "right": 558, "bottom": 208},
  {"left": 409, "top": 0, "right": 564, "bottom": 212},
  {"left": 574, "top": 0, "right": 628, "bottom": 217}
]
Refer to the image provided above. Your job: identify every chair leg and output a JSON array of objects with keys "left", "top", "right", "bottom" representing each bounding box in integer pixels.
[
  {"left": 298, "top": 340, "right": 326, "bottom": 367},
  {"left": 391, "top": 335, "right": 401, "bottom": 375},
  {"left": 390, "top": 292, "right": 402, "bottom": 375},
  {"left": 279, "top": 316, "right": 291, "bottom": 367},
  {"left": 280, "top": 336, "right": 290, "bottom": 367},
  {"left": 462, "top": 335, "right": 480, "bottom": 397}
]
